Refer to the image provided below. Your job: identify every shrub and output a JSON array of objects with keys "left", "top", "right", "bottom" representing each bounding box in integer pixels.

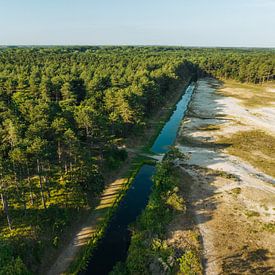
[{"left": 178, "top": 250, "right": 202, "bottom": 275}]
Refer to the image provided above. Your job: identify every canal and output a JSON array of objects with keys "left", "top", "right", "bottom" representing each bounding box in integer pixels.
[{"left": 83, "top": 82, "right": 195, "bottom": 274}]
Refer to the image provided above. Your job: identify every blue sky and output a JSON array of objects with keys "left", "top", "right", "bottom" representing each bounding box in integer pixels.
[{"left": 0, "top": 0, "right": 275, "bottom": 47}]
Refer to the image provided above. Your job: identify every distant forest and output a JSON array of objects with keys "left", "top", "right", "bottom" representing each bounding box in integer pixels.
[{"left": 0, "top": 46, "right": 274, "bottom": 273}]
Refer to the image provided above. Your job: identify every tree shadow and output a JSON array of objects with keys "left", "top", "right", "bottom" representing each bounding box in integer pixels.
[
  {"left": 221, "top": 248, "right": 273, "bottom": 274},
  {"left": 179, "top": 165, "right": 220, "bottom": 227}
]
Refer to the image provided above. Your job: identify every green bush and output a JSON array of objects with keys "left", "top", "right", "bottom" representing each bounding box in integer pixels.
[
  {"left": 0, "top": 241, "right": 30, "bottom": 275},
  {"left": 178, "top": 250, "right": 202, "bottom": 275},
  {"left": 104, "top": 147, "right": 128, "bottom": 170}
]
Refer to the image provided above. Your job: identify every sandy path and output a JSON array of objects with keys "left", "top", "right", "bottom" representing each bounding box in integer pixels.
[
  {"left": 177, "top": 78, "right": 275, "bottom": 274},
  {"left": 47, "top": 177, "right": 127, "bottom": 275}
]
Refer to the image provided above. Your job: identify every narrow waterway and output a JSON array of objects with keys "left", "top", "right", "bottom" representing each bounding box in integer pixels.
[
  {"left": 151, "top": 83, "right": 195, "bottom": 154},
  {"left": 84, "top": 82, "right": 195, "bottom": 275}
]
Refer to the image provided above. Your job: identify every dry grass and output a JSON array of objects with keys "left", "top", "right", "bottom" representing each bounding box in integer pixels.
[
  {"left": 261, "top": 222, "right": 275, "bottom": 233},
  {"left": 198, "top": 124, "right": 221, "bottom": 131},
  {"left": 218, "top": 130, "right": 275, "bottom": 178},
  {"left": 218, "top": 80, "right": 275, "bottom": 108}
]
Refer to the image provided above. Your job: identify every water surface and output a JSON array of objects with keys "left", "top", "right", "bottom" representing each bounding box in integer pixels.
[{"left": 151, "top": 83, "right": 195, "bottom": 154}]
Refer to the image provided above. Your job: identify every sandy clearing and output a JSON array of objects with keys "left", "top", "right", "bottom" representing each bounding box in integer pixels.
[
  {"left": 266, "top": 87, "right": 275, "bottom": 93},
  {"left": 176, "top": 78, "right": 275, "bottom": 274},
  {"left": 190, "top": 78, "right": 275, "bottom": 134}
]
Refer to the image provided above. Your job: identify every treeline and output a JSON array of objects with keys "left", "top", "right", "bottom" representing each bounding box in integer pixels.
[
  {"left": 106, "top": 46, "right": 274, "bottom": 83},
  {"left": 0, "top": 47, "right": 194, "bottom": 273},
  {"left": 140, "top": 46, "right": 274, "bottom": 83},
  {"left": 183, "top": 48, "right": 275, "bottom": 83}
]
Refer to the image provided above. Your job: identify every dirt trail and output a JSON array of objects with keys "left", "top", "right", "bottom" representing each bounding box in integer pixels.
[
  {"left": 47, "top": 177, "right": 127, "bottom": 275},
  {"left": 177, "top": 78, "right": 275, "bottom": 274}
]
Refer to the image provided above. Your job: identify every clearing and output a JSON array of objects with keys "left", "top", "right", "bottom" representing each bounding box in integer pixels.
[{"left": 176, "top": 78, "right": 275, "bottom": 274}]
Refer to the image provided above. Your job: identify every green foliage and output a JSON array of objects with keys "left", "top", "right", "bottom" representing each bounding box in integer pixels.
[
  {"left": 178, "top": 250, "right": 201, "bottom": 275},
  {"left": 110, "top": 262, "right": 129, "bottom": 275},
  {"left": 52, "top": 236, "right": 59, "bottom": 248},
  {"left": 184, "top": 48, "right": 275, "bottom": 83},
  {"left": 0, "top": 241, "right": 29, "bottom": 275},
  {"left": 104, "top": 147, "right": 128, "bottom": 170}
]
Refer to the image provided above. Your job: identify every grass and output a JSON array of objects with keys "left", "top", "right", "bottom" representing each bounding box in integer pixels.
[
  {"left": 218, "top": 80, "right": 275, "bottom": 108},
  {"left": 198, "top": 124, "right": 221, "bottom": 131},
  {"left": 245, "top": 211, "right": 260, "bottom": 218},
  {"left": 261, "top": 222, "right": 275, "bottom": 233},
  {"left": 218, "top": 130, "right": 275, "bottom": 178}
]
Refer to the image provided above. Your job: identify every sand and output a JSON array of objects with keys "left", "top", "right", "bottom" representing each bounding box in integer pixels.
[{"left": 176, "top": 78, "right": 275, "bottom": 274}]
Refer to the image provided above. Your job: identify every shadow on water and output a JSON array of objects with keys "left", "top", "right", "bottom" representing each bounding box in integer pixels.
[{"left": 83, "top": 82, "right": 196, "bottom": 274}]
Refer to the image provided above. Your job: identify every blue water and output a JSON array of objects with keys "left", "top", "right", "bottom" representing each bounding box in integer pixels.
[
  {"left": 84, "top": 82, "right": 195, "bottom": 275},
  {"left": 151, "top": 83, "right": 195, "bottom": 154}
]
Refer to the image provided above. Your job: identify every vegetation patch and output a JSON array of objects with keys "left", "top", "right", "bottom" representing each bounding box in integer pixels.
[
  {"left": 230, "top": 187, "right": 242, "bottom": 196},
  {"left": 211, "top": 170, "right": 240, "bottom": 181},
  {"left": 218, "top": 81, "right": 275, "bottom": 108},
  {"left": 178, "top": 250, "right": 202, "bottom": 275},
  {"left": 261, "top": 222, "right": 275, "bottom": 233},
  {"left": 218, "top": 130, "right": 275, "bottom": 178},
  {"left": 245, "top": 211, "right": 260, "bottom": 218},
  {"left": 198, "top": 124, "right": 221, "bottom": 131}
]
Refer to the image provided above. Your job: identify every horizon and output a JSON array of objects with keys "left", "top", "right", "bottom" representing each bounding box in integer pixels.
[
  {"left": 1, "top": 45, "right": 275, "bottom": 49},
  {"left": 1, "top": 0, "right": 275, "bottom": 47}
]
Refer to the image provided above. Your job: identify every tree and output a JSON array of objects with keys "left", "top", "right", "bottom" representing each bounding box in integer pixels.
[{"left": 26, "top": 137, "right": 48, "bottom": 209}]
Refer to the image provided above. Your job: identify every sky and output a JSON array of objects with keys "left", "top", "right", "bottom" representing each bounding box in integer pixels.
[{"left": 0, "top": 0, "right": 275, "bottom": 47}]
